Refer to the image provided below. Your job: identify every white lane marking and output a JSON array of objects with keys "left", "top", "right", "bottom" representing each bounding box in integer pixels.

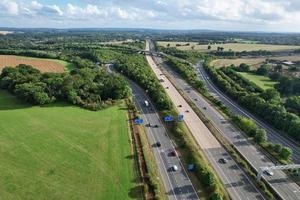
[{"left": 163, "top": 62, "right": 266, "bottom": 200}]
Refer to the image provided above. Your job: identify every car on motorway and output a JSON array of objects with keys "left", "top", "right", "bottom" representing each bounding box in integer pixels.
[
  {"left": 169, "top": 150, "right": 177, "bottom": 157},
  {"left": 156, "top": 142, "right": 161, "bottom": 147},
  {"left": 144, "top": 100, "right": 149, "bottom": 107},
  {"left": 218, "top": 158, "right": 227, "bottom": 164},
  {"left": 264, "top": 169, "right": 274, "bottom": 176},
  {"left": 171, "top": 165, "right": 178, "bottom": 171}
]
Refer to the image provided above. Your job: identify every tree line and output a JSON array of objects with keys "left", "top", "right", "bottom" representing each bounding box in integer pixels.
[
  {"left": 204, "top": 62, "right": 300, "bottom": 146},
  {"left": 0, "top": 64, "right": 130, "bottom": 110},
  {"left": 165, "top": 56, "right": 206, "bottom": 93}
]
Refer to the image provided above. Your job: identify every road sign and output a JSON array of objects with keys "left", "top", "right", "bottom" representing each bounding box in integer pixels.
[
  {"left": 135, "top": 118, "right": 143, "bottom": 125},
  {"left": 164, "top": 116, "right": 174, "bottom": 122},
  {"left": 178, "top": 115, "right": 184, "bottom": 121}
]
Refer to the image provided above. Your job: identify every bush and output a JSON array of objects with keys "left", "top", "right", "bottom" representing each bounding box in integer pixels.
[{"left": 280, "top": 147, "right": 293, "bottom": 160}]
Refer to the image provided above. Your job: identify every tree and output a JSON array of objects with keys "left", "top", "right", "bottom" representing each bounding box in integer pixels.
[
  {"left": 254, "top": 129, "right": 267, "bottom": 144},
  {"left": 269, "top": 72, "right": 281, "bottom": 81},
  {"left": 208, "top": 45, "right": 212, "bottom": 50},
  {"left": 274, "top": 64, "right": 283, "bottom": 73},
  {"left": 286, "top": 96, "right": 300, "bottom": 114},
  {"left": 275, "top": 76, "right": 294, "bottom": 95},
  {"left": 238, "top": 63, "right": 250, "bottom": 72},
  {"left": 279, "top": 147, "right": 292, "bottom": 160},
  {"left": 273, "top": 143, "right": 283, "bottom": 154},
  {"left": 260, "top": 89, "right": 280, "bottom": 102},
  {"left": 256, "top": 64, "right": 270, "bottom": 75}
]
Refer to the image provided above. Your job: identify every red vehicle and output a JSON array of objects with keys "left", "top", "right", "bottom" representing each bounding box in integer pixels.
[{"left": 169, "top": 150, "right": 177, "bottom": 157}]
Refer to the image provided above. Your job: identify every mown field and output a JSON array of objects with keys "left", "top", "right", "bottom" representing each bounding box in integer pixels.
[
  {"left": 0, "top": 90, "right": 141, "bottom": 200},
  {"left": 211, "top": 55, "right": 300, "bottom": 69},
  {"left": 158, "top": 41, "right": 300, "bottom": 52},
  {"left": 238, "top": 72, "right": 278, "bottom": 90},
  {"left": 0, "top": 55, "right": 73, "bottom": 73}
]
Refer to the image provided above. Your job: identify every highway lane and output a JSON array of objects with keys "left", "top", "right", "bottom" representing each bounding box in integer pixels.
[
  {"left": 146, "top": 40, "right": 265, "bottom": 200},
  {"left": 107, "top": 64, "right": 198, "bottom": 199},
  {"left": 154, "top": 57, "right": 300, "bottom": 200},
  {"left": 195, "top": 62, "right": 300, "bottom": 164},
  {"left": 130, "top": 80, "right": 199, "bottom": 200}
]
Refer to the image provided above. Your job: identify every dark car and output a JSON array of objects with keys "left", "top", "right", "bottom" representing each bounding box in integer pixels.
[
  {"left": 218, "top": 158, "right": 227, "bottom": 164},
  {"left": 169, "top": 150, "right": 177, "bottom": 157},
  {"left": 156, "top": 142, "right": 161, "bottom": 147}
]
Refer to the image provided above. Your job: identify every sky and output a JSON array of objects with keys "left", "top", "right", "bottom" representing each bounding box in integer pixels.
[{"left": 1, "top": 0, "right": 300, "bottom": 32}]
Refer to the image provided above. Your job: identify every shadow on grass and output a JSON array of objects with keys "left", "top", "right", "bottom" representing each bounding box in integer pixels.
[
  {"left": 125, "top": 154, "right": 134, "bottom": 160},
  {"left": 0, "top": 90, "right": 74, "bottom": 111},
  {"left": 128, "top": 185, "right": 144, "bottom": 199}
]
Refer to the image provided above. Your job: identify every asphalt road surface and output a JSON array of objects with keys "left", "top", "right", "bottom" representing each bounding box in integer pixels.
[
  {"left": 146, "top": 40, "right": 265, "bottom": 200},
  {"left": 107, "top": 64, "right": 199, "bottom": 200},
  {"left": 196, "top": 62, "right": 300, "bottom": 164},
  {"left": 154, "top": 57, "right": 300, "bottom": 200},
  {"left": 130, "top": 80, "right": 199, "bottom": 200}
]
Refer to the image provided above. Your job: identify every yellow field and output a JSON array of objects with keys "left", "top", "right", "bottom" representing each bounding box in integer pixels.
[
  {"left": 211, "top": 55, "right": 300, "bottom": 69},
  {"left": 158, "top": 41, "right": 300, "bottom": 52},
  {"left": 0, "top": 31, "right": 14, "bottom": 35}
]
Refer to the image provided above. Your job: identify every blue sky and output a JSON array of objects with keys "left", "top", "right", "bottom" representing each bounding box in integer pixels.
[{"left": 1, "top": 0, "right": 300, "bottom": 32}]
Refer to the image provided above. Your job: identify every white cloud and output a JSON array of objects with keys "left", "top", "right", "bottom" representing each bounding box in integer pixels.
[
  {"left": 0, "top": 0, "right": 19, "bottom": 15},
  {"left": 0, "top": 0, "right": 300, "bottom": 32}
]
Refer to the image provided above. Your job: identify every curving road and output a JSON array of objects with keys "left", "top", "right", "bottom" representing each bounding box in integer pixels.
[
  {"left": 196, "top": 62, "right": 300, "bottom": 164},
  {"left": 146, "top": 40, "right": 265, "bottom": 200},
  {"left": 157, "top": 58, "right": 300, "bottom": 200}
]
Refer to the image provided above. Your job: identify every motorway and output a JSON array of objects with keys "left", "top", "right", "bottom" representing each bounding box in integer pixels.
[
  {"left": 108, "top": 65, "right": 198, "bottom": 199},
  {"left": 130, "top": 81, "right": 199, "bottom": 200},
  {"left": 195, "top": 62, "right": 300, "bottom": 164},
  {"left": 156, "top": 58, "right": 300, "bottom": 200},
  {"left": 146, "top": 40, "right": 265, "bottom": 200}
]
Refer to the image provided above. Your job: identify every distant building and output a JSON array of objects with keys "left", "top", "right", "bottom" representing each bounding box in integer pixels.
[{"left": 282, "top": 61, "right": 294, "bottom": 66}]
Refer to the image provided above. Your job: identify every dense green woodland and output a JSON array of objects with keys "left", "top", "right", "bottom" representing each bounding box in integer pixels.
[{"left": 0, "top": 65, "right": 130, "bottom": 110}]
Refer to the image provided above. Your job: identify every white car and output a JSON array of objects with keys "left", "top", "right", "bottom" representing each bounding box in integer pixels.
[{"left": 172, "top": 165, "right": 178, "bottom": 171}]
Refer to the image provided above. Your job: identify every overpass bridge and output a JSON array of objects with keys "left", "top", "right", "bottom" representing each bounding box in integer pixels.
[{"left": 139, "top": 50, "right": 164, "bottom": 57}]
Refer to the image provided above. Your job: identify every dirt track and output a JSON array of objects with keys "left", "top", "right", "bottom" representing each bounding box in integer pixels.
[{"left": 0, "top": 55, "right": 65, "bottom": 73}]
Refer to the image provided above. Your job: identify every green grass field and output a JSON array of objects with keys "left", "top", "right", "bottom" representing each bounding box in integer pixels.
[
  {"left": 0, "top": 90, "right": 141, "bottom": 200},
  {"left": 237, "top": 72, "right": 278, "bottom": 90},
  {"left": 158, "top": 41, "right": 300, "bottom": 52},
  {"left": 210, "top": 55, "right": 300, "bottom": 69}
]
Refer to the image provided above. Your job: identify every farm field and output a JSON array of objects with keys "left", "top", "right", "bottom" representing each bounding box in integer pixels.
[
  {"left": 158, "top": 41, "right": 300, "bottom": 52},
  {"left": 237, "top": 72, "right": 278, "bottom": 90},
  {"left": 0, "top": 55, "right": 73, "bottom": 73},
  {"left": 0, "top": 31, "right": 14, "bottom": 35},
  {"left": 0, "top": 90, "right": 141, "bottom": 200},
  {"left": 210, "top": 55, "right": 300, "bottom": 69}
]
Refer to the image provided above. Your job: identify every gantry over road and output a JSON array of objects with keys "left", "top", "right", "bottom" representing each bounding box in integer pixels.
[
  {"left": 145, "top": 40, "right": 265, "bottom": 200},
  {"left": 108, "top": 64, "right": 199, "bottom": 199}
]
